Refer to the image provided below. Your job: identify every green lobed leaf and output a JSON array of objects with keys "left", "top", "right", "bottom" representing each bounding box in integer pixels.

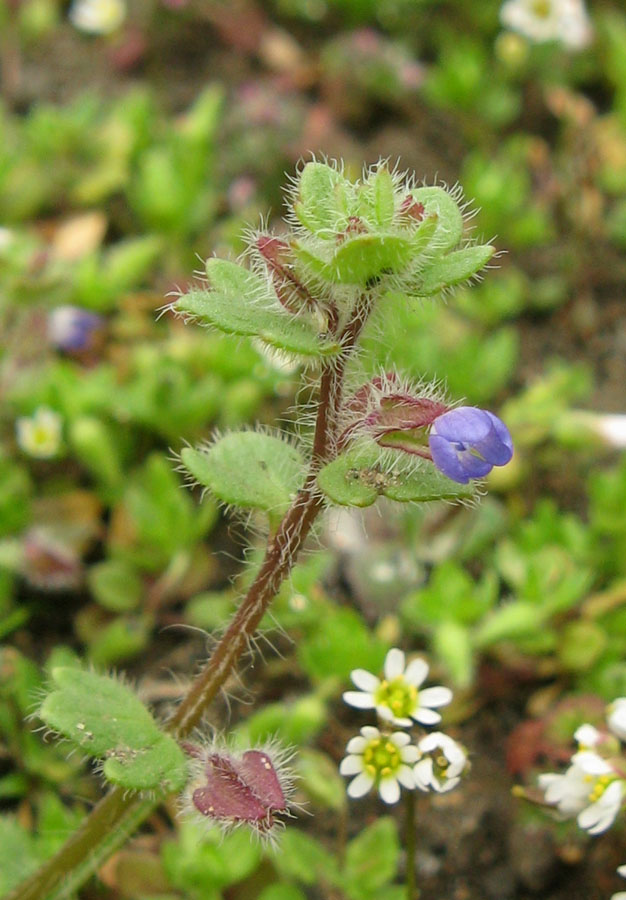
[
  {"left": 181, "top": 431, "right": 304, "bottom": 515},
  {"left": 410, "top": 185, "right": 464, "bottom": 251},
  {"left": 293, "top": 161, "right": 350, "bottom": 234},
  {"left": 177, "top": 259, "right": 340, "bottom": 357},
  {"left": 39, "top": 668, "right": 187, "bottom": 792},
  {"left": 317, "top": 444, "right": 475, "bottom": 507},
  {"left": 417, "top": 244, "right": 495, "bottom": 295}
]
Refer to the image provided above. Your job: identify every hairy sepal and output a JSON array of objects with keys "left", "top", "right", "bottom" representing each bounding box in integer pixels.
[
  {"left": 317, "top": 443, "right": 476, "bottom": 507},
  {"left": 38, "top": 667, "right": 187, "bottom": 792},
  {"left": 416, "top": 244, "right": 495, "bottom": 296},
  {"left": 181, "top": 431, "right": 305, "bottom": 516},
  {"left": 292, "top": 161, "right": 351, "bottom": 235}
]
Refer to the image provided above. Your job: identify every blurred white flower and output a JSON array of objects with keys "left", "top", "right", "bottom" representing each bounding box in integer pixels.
[
  {"left": 499, "top": 0, "right": 592, "bottom": 50},
  {"left": 608, "top": 698, "right": 626, "bottom": 742},
  {"left": 539, "top": 750, "right": 624, "bottom": 834},
  {"left": 16, "top": 407, "right": 63, "bottom": 459},
  {"left": 69, "top": 0, "right": 126, "bottom": 34},
  {"left": 343, "top": 648, "right": 452, "bottom": 728},
  {"left": 574, "top": 723, "right": 601, "bottom": 749},
  {"left": 413, "top": 732, "right": 467, "bottom": 793},
  {"left": 611, "top": 864, "right": 626, "bottom": 900},
  {"left": 339, "top": 725, "right": 418, "bottom": 804}
]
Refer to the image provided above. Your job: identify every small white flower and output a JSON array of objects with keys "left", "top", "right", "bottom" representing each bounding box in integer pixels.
[
  {"left": 339, "top": 725, "right": 418, "bottom": 804},
  {"left": 499, "top": 0, "right": 592, "bottom": 50},
  {"left": 574, "top": 723, "right": 601, "bottom": 749},
  {"left": 608, "top": 698, "right": 626, "bottom": 742},
  {"left": 69, "top": 0, "right": 126, "bottom": 34},
  {"left": 611, "top": 865, "right": 626, "bottom": 900},
  {"left": 16, "top": 407, "right": 63, "bottom": 459},
  {"left": 539, "top": 750, "right": 624, "bottom": 834},
  {"left": 343, "top": 648, "right": 452, "bottom": 728},
  {"left": 413, "top": 732, "right": 467, "bottom": 793}
]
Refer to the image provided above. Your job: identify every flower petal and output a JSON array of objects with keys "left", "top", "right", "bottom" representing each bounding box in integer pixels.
[
  {"left": 413, "top": 707, "right": 442, "bottom": 725},
  {"left": 418, "top": 686, "right": 453, "bottom": 709},
  {"left": 389, "top": 731, "right": 411, "bottom": 748},
  {"left": 413, "top": 758, "right": 433, "bottom": 791},
  {"left": 343, "top": 691, "right": 376, "bottom": 709},
  {"left": 340, "top": 755, "right": 365, "bottom": 776},
  {"left": 428, "top": 434, "right": 469, "bottom": 484},
  {"left": 379, "top": 777, "right": 401, "bottom": 805},
  {"left": 361, "top": 725, "right": 381, "bottom": 740},
  {"left": 347, "top": 772, "right": 374, "bottom": 798},
  {"left": 396, "top": 765, "right": 416, "bottom": 789},
  {"left": 351, "top": 669, "right": 380, "bottom": 692},
  {"left": 404, "top": 657, "right": 428, "bottom": 686},
  {"left": 384, "top": 648, "right": 405, "bottom": 680},
  {"left": 346, "top": 736, "right": 368, "bottom": 754}
]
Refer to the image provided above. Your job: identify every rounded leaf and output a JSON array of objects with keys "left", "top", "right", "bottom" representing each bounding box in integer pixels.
[{"left": 181, "top": 432, "right": 305, "bottom": 514}]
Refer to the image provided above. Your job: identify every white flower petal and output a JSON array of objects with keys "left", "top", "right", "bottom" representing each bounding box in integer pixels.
[
  {"left": 361, "top": 725, "right": 381, "bottom": 740},
  {"left": 389, "top": 731, "right": 411, "bottom": 748},
  {"left": 418, "top": 686, "right": 453, "bottom": 709},
  {"left": 574, "top": 723, "right": 600, "bottom": 747},
  {"left": 347, "top": 772, "right": 374, "bottom": 798},
  {"left": 346, "top": 736, "right": 368, "bottom": 754},
  {"left": 404, "top": 657, "right": 428, "bottom": 686},
  {"left": 573, "top": 750, "right": 612, "bottom": 775},
  {"left": 351, "top": 669, "right": 380, "bottom": 692},
  {"left": 617, "top": 864, "right": 626, "bottom": 878},
  {"left": 340, "top": 755, "right": 365, "bottom": 776},
  {"left": 384, "top": 648, "right": 405, "bottom": 680},
  {"left": 610, "top": 894, "right": 626, "bottom": 900},
  {"left": 400, "top": 745, "right": 420, "bottom": 765},
  {"left": 438, "top": 776, "right": 461, "bottom": 793},
  {"left": 413, "top": 707, "right": 442, "bottom": 725},
  {"left": 343, "top": 691, "right": 376, "bottom": 710},
  {"left": 414, "top": 758, "right": 433, "bottom": 791},
  {"left": 385, "top": 713, "right": 413, "bottom": 728},
  {"left": 379, "top": 776, "right": 401, "bottom": 805},
  {"left": 396, "top": 765, "right": 416, "bottom": 789}
]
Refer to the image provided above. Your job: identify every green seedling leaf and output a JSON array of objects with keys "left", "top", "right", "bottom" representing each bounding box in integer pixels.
[
  {"left": 472, "top": 601, "right": 541, "bottom": 648},
  {"left": 296, "top": 748, "right": 346, "bottom": 811},
  {"left": 0, "top": 817, "right": 39, "bottom": 894},
  {"left": 298, "top": 606, "right": 387, "bottom": 683},
  {"left": 87, "top": 559, "right": 142, "bottom": 612},
  {"left": 344, "top": 818, "right": 399, "bottom": 896},
  {"left": 39, "top": 668, "right": 187, "bottom": 792},
  {"left": 411, "top": 185, "right": 464, "bottom": 251},
  {"left": 558, "top": 621, "right": 607, "bottom": 672},
  {"left": 178, "top": 260, "right": 339, "bottom": 357},
  {"left": 318, "top": 444, "right": 475, "bottom": 507},
  {"left": 418, "top": 244, "right": 495, "bottom": 295},
  {"left": 274, "top": 830, "right": 339, "bottom": 886},
  {"left": 181, "top": 432, "right": 304, "bottom": 515},
  {"left": 293, "top": 161, "right": 350, "bottom": 234}
]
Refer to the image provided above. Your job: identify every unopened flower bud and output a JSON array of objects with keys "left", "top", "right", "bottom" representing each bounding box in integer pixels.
[
  {"left": 256, "top": 234, "right": 316, "bottom": 314},
  {"left": 183, "top": 739, "right": 294, "bottom": 840},
  {"left": 399, "top": 196, "right": 425, "bottom": 221}
]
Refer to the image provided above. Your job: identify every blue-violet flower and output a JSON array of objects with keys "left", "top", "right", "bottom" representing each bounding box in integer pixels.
[{"left": 428, "top": 406, "right": 513, "bottom": 484}]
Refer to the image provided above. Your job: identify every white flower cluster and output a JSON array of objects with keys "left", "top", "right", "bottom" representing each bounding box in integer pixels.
[
  {"left": 499, "top": 0, "right": 593, "bottom": 50},
  {"left": 340, "top": 648, "right": 467, "bottom": 804},
  {"left": 538, "top": 700, "right": 626, "bottom": 839}
]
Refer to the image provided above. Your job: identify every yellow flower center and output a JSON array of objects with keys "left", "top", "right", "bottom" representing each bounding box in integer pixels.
[
  {"left": 587, "top": 773, "right": 614, "bottom": 803},
  {"left": 531, "top": 0, "right": 551, "bottom": 18},
  {"left": 374, "top": 677, "right": 418, "bottom": 719},
  {"left": 362, "top": 738, "right": 401, "bottom": 780}
]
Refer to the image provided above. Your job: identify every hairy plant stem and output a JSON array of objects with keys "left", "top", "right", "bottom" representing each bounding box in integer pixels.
[{"left": 10, "top": 292, "right": 375, "bottom": 900}]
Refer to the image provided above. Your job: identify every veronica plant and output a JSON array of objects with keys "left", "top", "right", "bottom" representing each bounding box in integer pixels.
[{"left": 11, "top": 160, "right": 512, "bottom": 900}]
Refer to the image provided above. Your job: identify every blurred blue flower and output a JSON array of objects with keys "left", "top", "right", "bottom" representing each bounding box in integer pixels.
[
  {"left": 429, "top": 406, "right": 513, "bottom": 484},
  {"left": 48, "top": 306, "right": 101, "bottom": 352}
]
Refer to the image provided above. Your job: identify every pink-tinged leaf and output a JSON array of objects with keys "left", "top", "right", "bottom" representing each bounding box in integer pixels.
[{"left": 238, "top": 750, "right": 287, "bottom": 811}]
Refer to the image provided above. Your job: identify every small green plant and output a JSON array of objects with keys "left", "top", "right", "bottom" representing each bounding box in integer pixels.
[{"left": 8, "top": 159, "right": 512, "bottom": 900}]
